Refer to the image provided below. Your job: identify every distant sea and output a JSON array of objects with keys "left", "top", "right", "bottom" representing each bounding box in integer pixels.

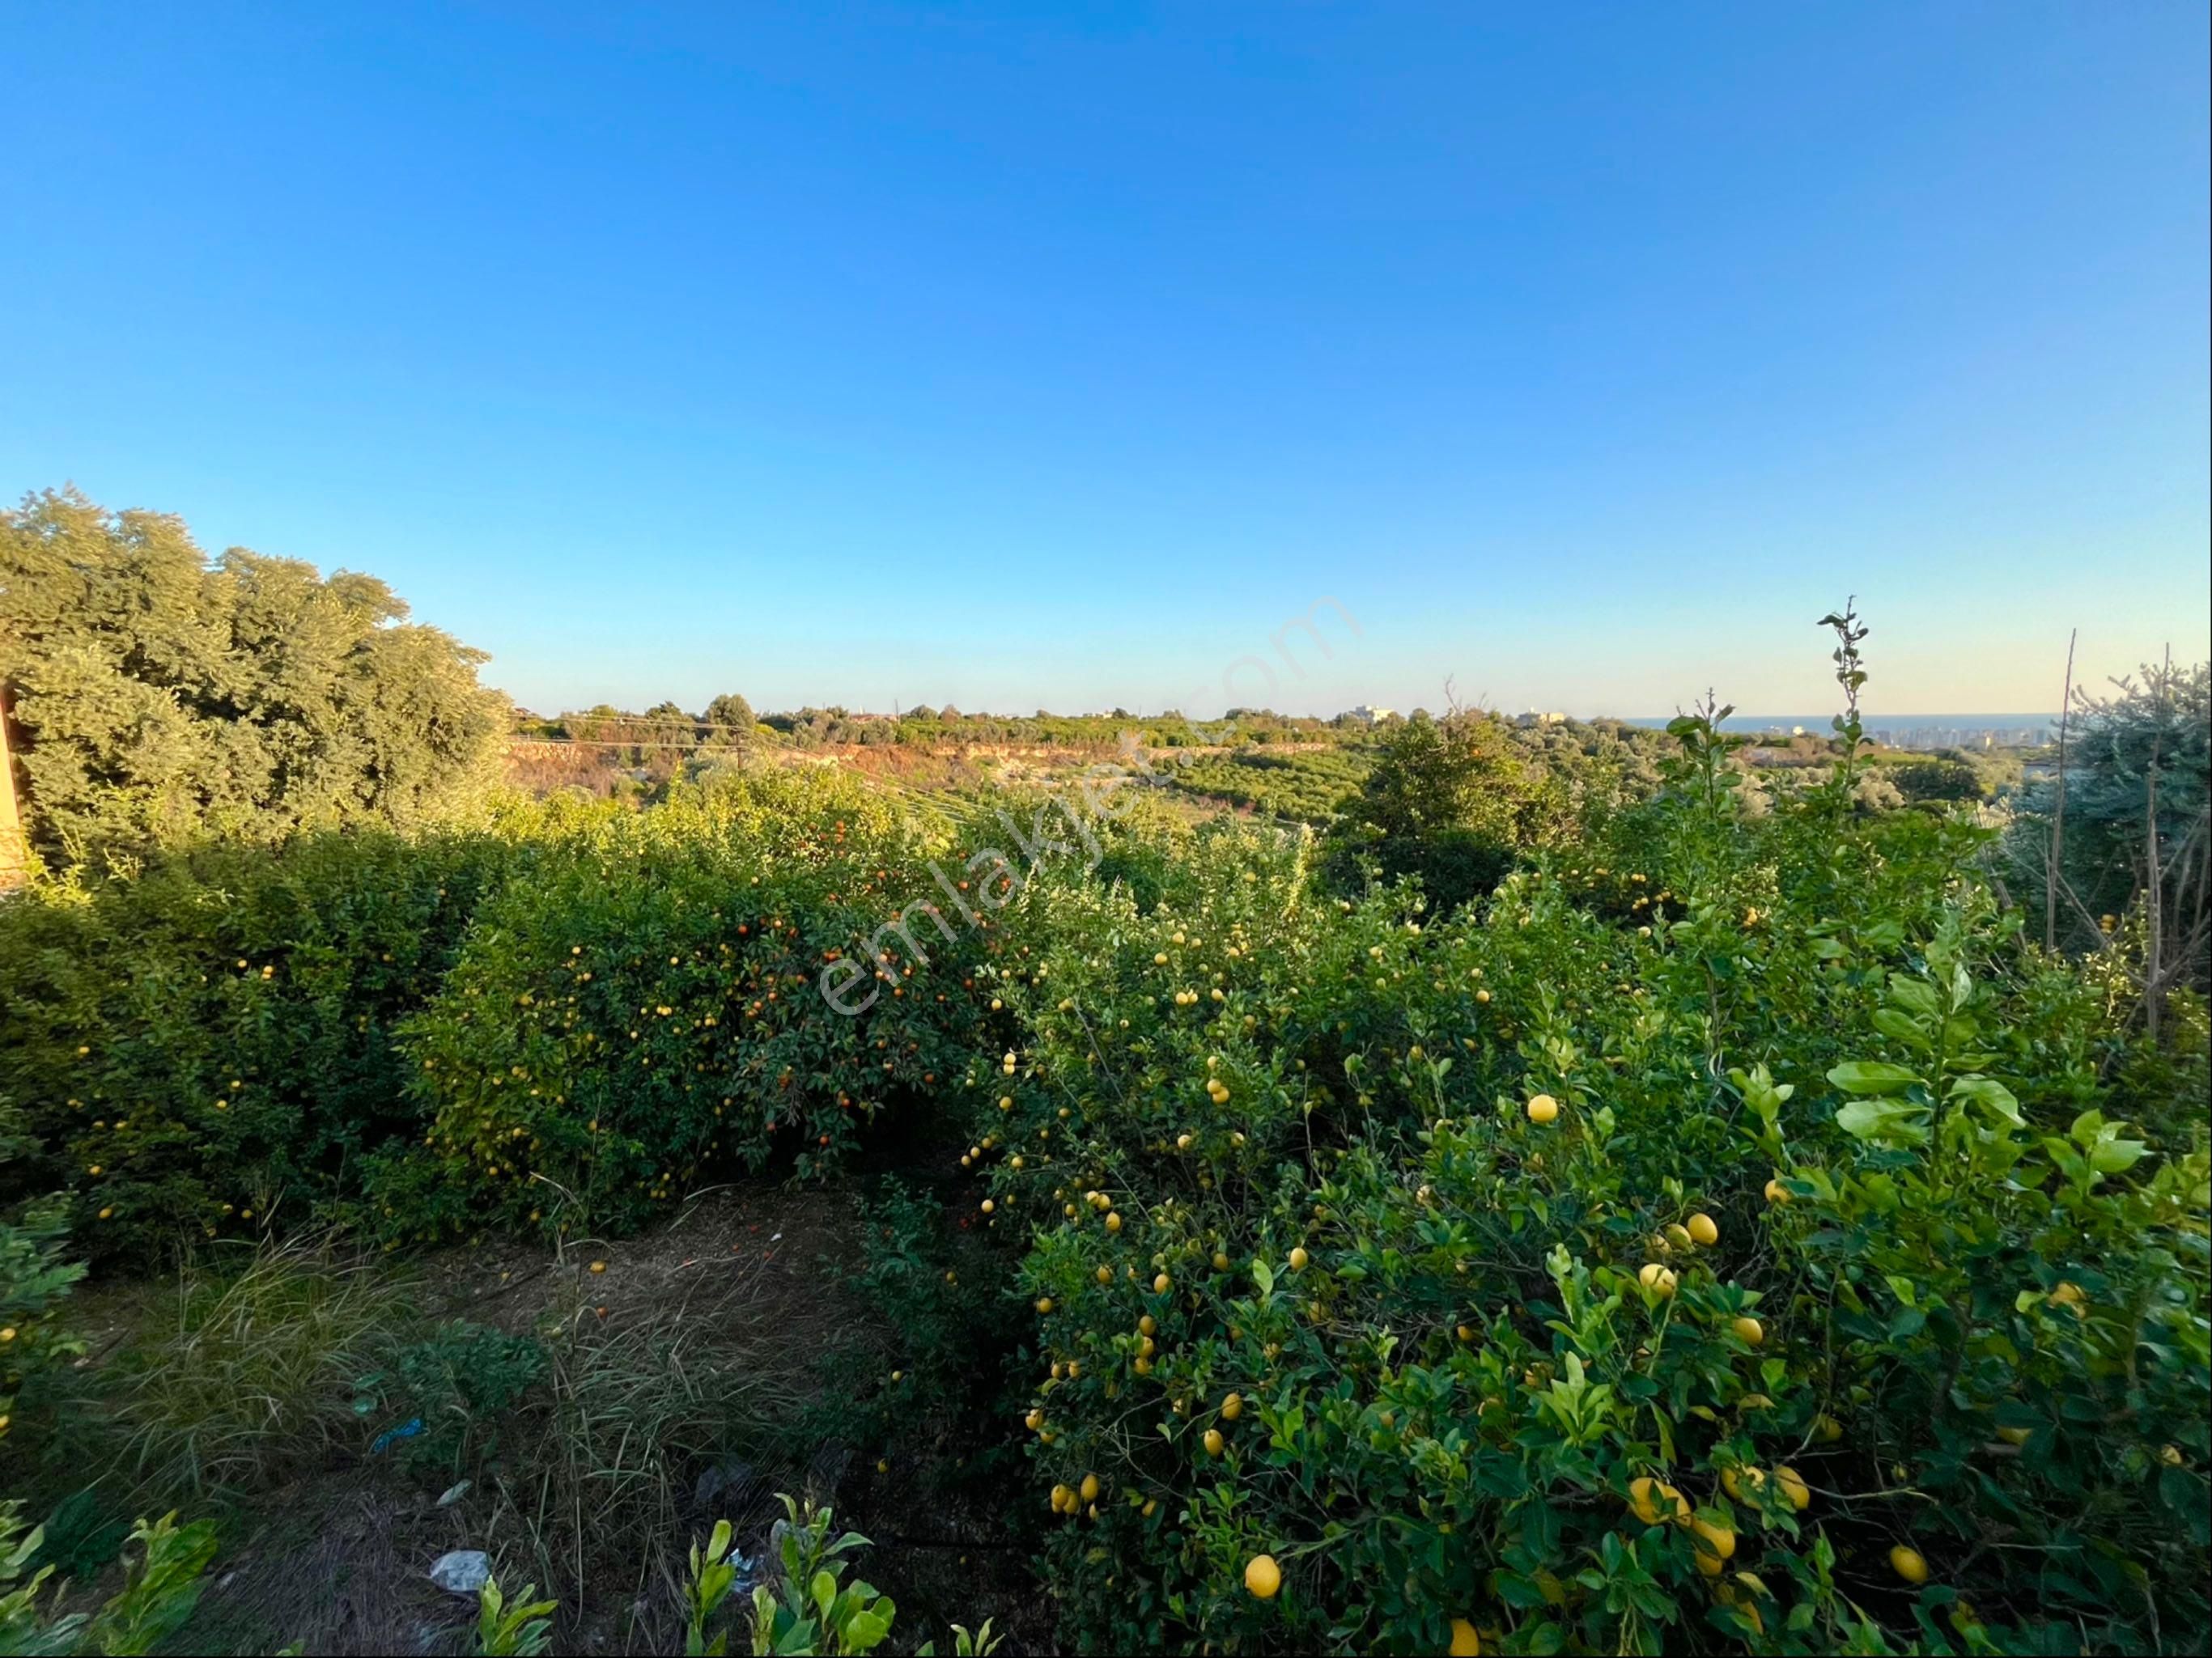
[{"left": 1624, "top": 713, "right": 2059, "bottom": 740}]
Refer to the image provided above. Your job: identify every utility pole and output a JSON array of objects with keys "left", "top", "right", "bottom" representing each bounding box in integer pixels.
[{"left": 0, "top": 681, "right": 27, "bottom": 890}]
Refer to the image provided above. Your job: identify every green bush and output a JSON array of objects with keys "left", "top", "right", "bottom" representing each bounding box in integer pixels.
[
  {"left": 2, "top": 622, "right": 2205, "bottom": 1657},
  {"left": 377, "top": 769, "right": 1010, "bottom": 1241},
  {"left": 388, "top": 1321, "right": 550, "bottom": 1474},
  {"left": 969, "top": 716, "right": 2208, "bottom": 1653},
  {"left": 1888, "top": 758, "right": 1983, "bottom": 802},
  {"left": 1, "top": 1505, "right": 219, "bottom": 1657},
  {"left": 0, "top": 826, "right": 529, "bottom": 1261},
  {"left": 0, "top": 1189, "right": 85, "bottom": 1454}
]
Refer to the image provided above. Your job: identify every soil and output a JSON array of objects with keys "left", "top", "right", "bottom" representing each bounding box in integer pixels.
[{"left": 41, "top": 1178, "right": 1052, "bottom": 1656}]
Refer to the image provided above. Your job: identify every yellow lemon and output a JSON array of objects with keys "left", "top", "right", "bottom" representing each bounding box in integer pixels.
[
  {"left": 1627, "top": 1476, "right": 1683, "bottom": 1525},
  {"left": 1731, "top": 1315, "right": 1764, "bottom": 1346},
  {"left": 1774, "top": 1465, "right": 1811, "bottom": 1511},
  {"left": 1637, "top": 1262, "right": 1677, "bottom": 1296},
  {"left": 1221, "top": 1392, "right": 1243, "bottom": 1420},
  {"left": 1889, "top": 1545, "right": 1929, "bottom": 1584},
  {"left": 1204, "top": 1427, "right": 1225, "bottom": 1457},
  {"left": 1764, "top": 1177, "right": 1790, "bottom": 1204},
  {"left": 1687, "top": 1212, "right": 1719, "bottom": 1247},
  {"left": 1691, "top": 1517, "right": 1736, "bottom": 1562},
  {"left": 1244, "top": 1554, "right": 1280, "bottom": 1598},
  {"left": 1526, "top": 1093, "right": 1560, "bottom": 1123},
  {"left": 1079, "top": 1473, "right": 1100, "bottom": 1503},
  {"left": 1449, "top": 1618, "right": 1481, "bottom": 1656},
  {"left": 1289, "top": 1247, "right": 1310, "bottom": 1271}
]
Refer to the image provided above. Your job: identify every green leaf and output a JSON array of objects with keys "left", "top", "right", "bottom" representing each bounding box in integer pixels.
[
  {"left": 1828, "top": 1060, "right": 1922, "bottom": 1096},
  {"left": 1887, "top": 978, "right": 1942, "bottom": 1019},
  {"left": 1946, "top": 1076, "right": 2023, "bottom": 1126},
  {"left": 1836, "top": 1097, "right": 1930, "bottom": 1144},
  {"left": 1870, "top": 1009, "right": 1931, "bottom": 1051},
  {"left": 2089, "top": 1136, "right": 2148, "bottom": 1177}
]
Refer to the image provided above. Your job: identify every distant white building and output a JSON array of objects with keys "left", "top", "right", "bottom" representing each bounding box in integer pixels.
[
  {"left": 1517, "top": 710, "right": 1569, "bottom": 727},
  {"left": 1348, "top": 705, "right": 1399, "bottom": 724}
]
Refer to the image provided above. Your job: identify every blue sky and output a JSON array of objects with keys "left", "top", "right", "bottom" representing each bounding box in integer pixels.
[{"left": 3, "top": 2, "right": 2206, "bottom": 719}]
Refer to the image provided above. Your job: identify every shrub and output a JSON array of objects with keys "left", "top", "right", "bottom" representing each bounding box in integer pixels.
[
  {"left": 742, "top": 1496, "right": 895, "bottom": 1656},
  {"left": 969, "top": 716, "right": 2209, "bottom": 1653},
  {"left": 378, "top": 770, "right": 1007, "bottom": 1241},
  {"left": 0, "top": 827, "right": 528, "bottom": 1262},
  {"left": 0, "top": 1189, "right": 86, "bottom": 1452},
  {"left": 387, "top": 1321, "right": 550, "bottom": 1474},
  {"left": 1, "top": 1504, "right": 219, "bottom": 1657},
  {"left": 1889, "top": 758, "right": 1983, "bottom": 803}
]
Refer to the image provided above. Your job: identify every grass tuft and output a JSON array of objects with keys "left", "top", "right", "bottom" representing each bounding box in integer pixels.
[{"left": 115, "top": 1232, "right": 413, "bottom": 1501}]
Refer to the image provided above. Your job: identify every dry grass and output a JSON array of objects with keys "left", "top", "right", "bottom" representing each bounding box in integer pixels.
[
  {"left": 74, "top": 1189, "right": 874, "bottom": 1654},
  {"left": 487, "top": 1194, "right": 868, "bottom": 1645},
  {"left": 113, "top": 1232, "right": 414, "bottom": 1502}
]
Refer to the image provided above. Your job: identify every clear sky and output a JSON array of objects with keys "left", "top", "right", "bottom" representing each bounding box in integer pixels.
[{"left": 3, "top": 2, "right": 2206, "bottom": 720}]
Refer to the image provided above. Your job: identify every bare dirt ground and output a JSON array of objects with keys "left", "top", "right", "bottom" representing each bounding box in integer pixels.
[{"left": 57, "top": 1181, "right": 1049, "bottom": 1656}]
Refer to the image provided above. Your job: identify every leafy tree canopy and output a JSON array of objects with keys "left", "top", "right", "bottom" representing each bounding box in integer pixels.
[
  {"left": 702, "top": 692, "right": 755, "bottom": 739},
  {"left": 0, "top": 487, "right": 509, "bottom": 869}
]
